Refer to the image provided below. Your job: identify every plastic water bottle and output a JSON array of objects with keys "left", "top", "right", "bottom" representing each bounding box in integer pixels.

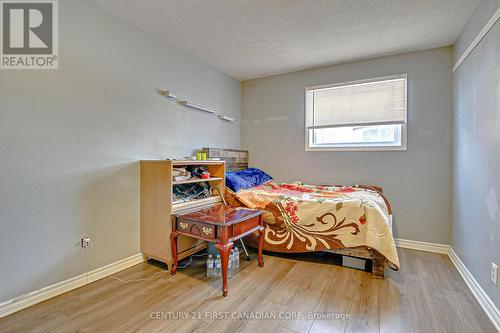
[
  {"left": 230, "top": 249, "right": 236, "bottom": 270},
  {"left": 215, "top": 255, "right": 222, "bottom": 277},
  {"left": 230, "top": 249, "right": 235, "bottom": 269},
  {"left": 206, "top": 255, "right": 214, "bottom": 278},
  {"left": 234, "top": 247, "right": 240, "bottom": 270},
  {"left": 228, "top": 251, "right": 232, "bottom": 277}
]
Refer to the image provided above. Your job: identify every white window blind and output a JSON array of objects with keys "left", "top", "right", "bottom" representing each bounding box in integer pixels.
[{"left": 306, "top": 75, "right": 407, "bottom": 129}]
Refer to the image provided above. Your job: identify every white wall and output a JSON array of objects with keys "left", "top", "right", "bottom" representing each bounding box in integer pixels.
[
  {"left": 452, "top": 0, "right": 500, "bottom": 307},
  {"left": 241, "top": 47, "right": 453, "bottom": 244},
  {"left": 0, "top": 0, "right": 240, "bottom": 302}
]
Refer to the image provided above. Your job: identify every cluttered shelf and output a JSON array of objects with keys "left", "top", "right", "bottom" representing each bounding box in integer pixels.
[
  {"left": 172, "top": 162, "right": 225, "bottom": 212},
  {"left": 172, "top": 163, "right": 223, "bottom": 182}
]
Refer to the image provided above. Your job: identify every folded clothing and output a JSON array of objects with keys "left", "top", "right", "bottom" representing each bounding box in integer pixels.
[{"left": 172, "top": 167, "right": 191, "bottom": 181}]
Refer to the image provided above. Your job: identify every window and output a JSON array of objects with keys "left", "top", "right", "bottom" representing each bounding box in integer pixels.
[{"left": 305, "top": 74, "right": 407, "bottom": 151}]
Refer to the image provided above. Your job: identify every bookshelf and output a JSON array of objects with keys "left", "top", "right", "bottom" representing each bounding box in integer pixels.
[{"left": 140, "top": 160, "right": 226, "bottom": 269}]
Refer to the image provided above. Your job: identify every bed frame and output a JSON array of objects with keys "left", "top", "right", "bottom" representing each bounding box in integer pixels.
[{"left": 203, "top": 147, "right": 389, "bottom": 277}]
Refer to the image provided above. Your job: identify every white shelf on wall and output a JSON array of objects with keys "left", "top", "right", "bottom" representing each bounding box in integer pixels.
[
  {"left": 159, "top": 89, "right": 178, "bottom": 99},
  {"left": 158, "top": 88, "right": 229, "bottom": 121},
  {"left": 217, "top": 114, "right": 235, "bottom": 122},
  {"left": 178, "top": 100, "right": 217, "bottom": 114}
]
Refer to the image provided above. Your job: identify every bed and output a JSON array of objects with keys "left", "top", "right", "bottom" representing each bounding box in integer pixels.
[{"left": 202, "top": 148, "right": 400, "bottom": 277}]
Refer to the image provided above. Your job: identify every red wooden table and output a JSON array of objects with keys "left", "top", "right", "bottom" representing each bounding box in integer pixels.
[{"left": 170, "top": 205, "right": 265, "bottom": 296}]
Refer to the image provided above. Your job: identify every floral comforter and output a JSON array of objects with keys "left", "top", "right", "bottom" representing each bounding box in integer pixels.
[{"left": 226, "top": 181, "right": 399, "bottom": 270}]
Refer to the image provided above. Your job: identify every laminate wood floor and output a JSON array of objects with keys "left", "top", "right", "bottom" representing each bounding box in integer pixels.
[{"left": 0, "top": 248, "right": 496, "bottom": 333}]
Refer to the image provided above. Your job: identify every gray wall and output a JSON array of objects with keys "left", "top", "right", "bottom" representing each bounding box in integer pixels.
[
  {"left": 452, "top": 1, "right": 500, "bottom": 307},
  {"left": 0, "top": 0, "right": 240, "bottom": 302},
  {"left": 242, "top": 47, "right": 453, "bottom": 244}
]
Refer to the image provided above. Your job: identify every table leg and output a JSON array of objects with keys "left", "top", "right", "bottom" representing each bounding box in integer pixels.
[
  {"left": 258, "top": 215, "right": 264, "bottom": 267},
  {"left": 215, "top": 242, "right": 233, "bottom": 297},
  {"left": 170, "top": 230, "right": 178, "bottom": 275}
]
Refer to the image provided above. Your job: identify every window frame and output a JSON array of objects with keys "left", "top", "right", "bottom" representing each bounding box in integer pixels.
[{"left": 304, "top": 74, "right": 408, "bottom": 152}]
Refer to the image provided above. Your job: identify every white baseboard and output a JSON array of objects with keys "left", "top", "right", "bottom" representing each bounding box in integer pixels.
[
  {"left": 395, "top": 239, "right": 499, "bottom": 330},
  {"left": 395, "top": 238, "right": 450, "bottom": 254},
  {"left": 448, "top": 248, "right": 500, "bottom": 332},
  {"left": 0, "top": 253, "right": 144, "bottom": 319}
]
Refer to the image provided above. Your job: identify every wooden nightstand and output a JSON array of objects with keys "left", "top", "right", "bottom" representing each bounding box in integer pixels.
[{"left": 170, "top": 205, "right": 265, "bottom": 297}]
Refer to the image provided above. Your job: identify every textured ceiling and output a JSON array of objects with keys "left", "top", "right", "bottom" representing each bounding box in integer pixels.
[{"left": 89, "top": 0, "right": 479, "bottom": 80}]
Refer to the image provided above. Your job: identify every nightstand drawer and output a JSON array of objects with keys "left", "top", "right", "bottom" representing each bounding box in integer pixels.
[
  {"left": 177, "top": 219, "right": 216, "bottom": 239},
  {"left": 232, "top": 216, "right": 260, "bottom": 237}
]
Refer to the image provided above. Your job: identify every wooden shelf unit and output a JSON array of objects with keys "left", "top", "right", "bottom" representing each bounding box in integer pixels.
[{"left": 140, "top": 160, "right": 226, "bottom": 269}]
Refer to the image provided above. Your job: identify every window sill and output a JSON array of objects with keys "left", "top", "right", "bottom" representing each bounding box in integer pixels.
[{"left": 305, "top": 145, "right": 407, "bottom": 152}]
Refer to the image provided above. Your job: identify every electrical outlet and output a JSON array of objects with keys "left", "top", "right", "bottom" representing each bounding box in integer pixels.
[
  {"left": 492, "top": 263, "right": 498, "bottom": 286},
  {"left": 81, "top": 236, "right": 91, "bottom": 248}
]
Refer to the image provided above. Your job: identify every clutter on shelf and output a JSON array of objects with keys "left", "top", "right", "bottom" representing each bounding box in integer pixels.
[
  {"left": 172, "top": 167, "right": 191, "bottom": 182},
  {"left": 172, "top": 182, "right": 210, "bottom": 204},
  {"left": 186, "top": 165, "right": 209, "bottom": 179}
]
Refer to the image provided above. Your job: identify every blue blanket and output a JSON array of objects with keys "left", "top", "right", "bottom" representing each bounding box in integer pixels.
[{"left": 226, "top": 168, "right": 272, "bottom": 192}]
